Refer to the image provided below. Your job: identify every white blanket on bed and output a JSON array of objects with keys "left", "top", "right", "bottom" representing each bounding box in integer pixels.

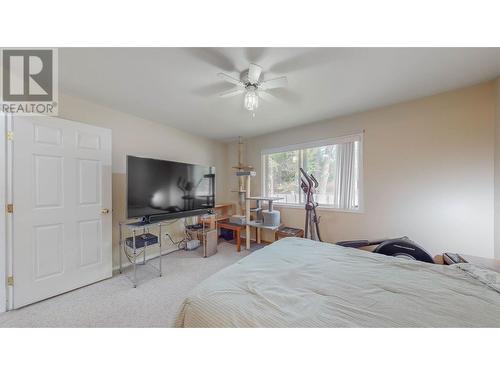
[{"left": 175, "top": 237, "right": 500, "bottom": 327}]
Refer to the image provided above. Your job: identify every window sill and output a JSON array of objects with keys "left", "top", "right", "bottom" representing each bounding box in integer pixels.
[{"left": 269, "top": 203, "right": 364, "bottom": 214}]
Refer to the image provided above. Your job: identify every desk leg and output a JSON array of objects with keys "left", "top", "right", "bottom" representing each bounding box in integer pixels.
[
  {"left": 246, "top": 225, "right": 250, "bottom": 250},
  {"left": 133, "top": 251, "right": 137, "bottom": 288},
  {"left": 159, "top": 225, "right": 162, "bottom": 277},
  {"left": 257, "top": 228, "right": 261, "bottom": 244},
  {"left": 202, "top": 218, "right": 206, "bottom": 258},
  {"left": 119, "top": 224, "right": 122, "bottom": 274},
  {"left": 236, "top": 229, "right": 241, "bottom": 252},
  {"left": 133, "top": 230, "right": 137, "bottom": 288}
]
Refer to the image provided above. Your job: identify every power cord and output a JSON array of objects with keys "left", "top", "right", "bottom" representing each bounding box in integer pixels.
[
  {"left": 165, "top": 232, "right": 187, "bottom": 250},
  {"left": 123, "top": 216, "right": 211, "bottom": 264}
]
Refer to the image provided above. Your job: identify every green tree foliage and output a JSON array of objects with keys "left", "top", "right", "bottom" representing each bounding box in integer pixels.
[{"left": 268, "top": 150, "right": 299, "bottom": 195}]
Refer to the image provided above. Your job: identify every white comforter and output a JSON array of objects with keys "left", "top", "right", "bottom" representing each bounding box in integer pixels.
[{"left": 175, "top": 237, "right": 500, "bottom": 327}]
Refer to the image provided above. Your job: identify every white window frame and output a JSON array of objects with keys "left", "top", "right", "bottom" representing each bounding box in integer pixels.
[{"left": 261, "top": 132, "right": 364, "bottom": 213}]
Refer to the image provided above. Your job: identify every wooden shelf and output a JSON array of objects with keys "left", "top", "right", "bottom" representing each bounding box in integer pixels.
[
  {"left": 232, "top": 164, "right": 253, "bottom": 170},
  {"left": 214, "top": 203, "right": 235, "bottom": 209},
  {"left": 211, "top": 203, "right": 236, "bottom": 225},
  {"left": 247, "top": 220, "right": 283, "bottom": 231}
]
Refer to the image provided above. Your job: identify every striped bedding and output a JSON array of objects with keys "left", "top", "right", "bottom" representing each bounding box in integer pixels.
[{"left": 175, "top": 237, "right": 500, "bottom": 327}]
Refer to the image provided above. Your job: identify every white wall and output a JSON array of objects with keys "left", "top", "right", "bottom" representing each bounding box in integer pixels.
[
  {"left": 232, "top": 82, "right": 496, "bottom": 258},
  {"left": 58, "top": 93, "right": 229, "bottom": 269}
]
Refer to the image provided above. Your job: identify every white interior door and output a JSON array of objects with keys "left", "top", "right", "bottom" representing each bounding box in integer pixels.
[{"left": 11, "top": 116, "right": 112, "bottom": 308}]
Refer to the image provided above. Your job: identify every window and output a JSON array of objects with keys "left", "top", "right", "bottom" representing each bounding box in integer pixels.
[{"left": 262, "top": 134, "right": 362, "bottom": 211}]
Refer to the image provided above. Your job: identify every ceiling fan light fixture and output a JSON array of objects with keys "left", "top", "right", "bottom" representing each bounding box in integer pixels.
[
  {"left": 216, "top": 63, "right": 287, "bottom": 113},
  {"left": 244, "top": 88, "right": 259, "bottom": 111}
]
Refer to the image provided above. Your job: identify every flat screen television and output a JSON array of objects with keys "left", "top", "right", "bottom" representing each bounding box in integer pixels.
[{"left": 127, "top": 155, "right": 215, "bottom": 222}]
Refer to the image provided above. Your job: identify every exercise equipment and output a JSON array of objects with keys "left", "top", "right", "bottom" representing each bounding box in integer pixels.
[
  {"left": 336, "top": 236, "right": 435, "bottom": 263},
  {"left": 300, "top": 167, "right": 322, "bottom": 241}
]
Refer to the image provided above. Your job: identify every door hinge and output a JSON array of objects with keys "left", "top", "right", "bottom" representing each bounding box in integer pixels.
[
  {"left": 6, "top": 204, "right": 13, "bottom": 213},
  {"left": 7, "top": 276, "right": 14, "bottom": 286},
  {"left": 7, "top": 131, "right": 14, "bottom": 141}
]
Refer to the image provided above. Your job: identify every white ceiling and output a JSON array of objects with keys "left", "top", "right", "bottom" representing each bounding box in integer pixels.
[{"left": 60, "top": 48, "right": 500, "bottom": 142}]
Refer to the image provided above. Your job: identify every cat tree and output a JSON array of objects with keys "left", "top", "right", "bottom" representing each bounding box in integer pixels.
[{"left": 232, "top": 137, "right": 283, "bottom": 250}]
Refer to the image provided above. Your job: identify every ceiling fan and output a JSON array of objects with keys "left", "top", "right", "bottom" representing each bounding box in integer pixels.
[{"left": 217, "top": 63, "right": 288, "bottom": 112}]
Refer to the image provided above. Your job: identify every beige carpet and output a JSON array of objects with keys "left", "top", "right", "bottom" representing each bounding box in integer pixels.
[{"left": 0, "top": 241, "right": 262, "bottom": 327}]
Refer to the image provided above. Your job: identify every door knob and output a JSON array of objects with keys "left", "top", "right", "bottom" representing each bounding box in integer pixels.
[{"left": 101, "top": 208, "right": 110, "bottom": 214}]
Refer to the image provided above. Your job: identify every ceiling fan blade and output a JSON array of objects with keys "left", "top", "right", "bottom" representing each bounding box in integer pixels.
[
  {"left": 219, "top": 88, "right": 245, "bottom": 98},
  {"left": 217, "top": 73, "right": 244, "bottom": 87},
  {"left": 258, "top": 90, "right": 277, "bottom": 102},
  {"left": 248, "top": 63, "right": 263, "bottom": 84},
  {"left": 259, "top": 76, "right": 288, "bottom": 90}
]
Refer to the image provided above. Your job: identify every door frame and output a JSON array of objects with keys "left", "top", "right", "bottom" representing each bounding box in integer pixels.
[
  {"left": 1, "top": 114, "right": 7, "bottom": 313},
  {"left": 1, "top": 113, "right": 14, "bottom": 312}
]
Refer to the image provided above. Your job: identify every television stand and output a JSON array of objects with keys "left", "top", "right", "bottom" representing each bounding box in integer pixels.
[
  {"left": 119, "top": 221, "right": 164, "bottom": 288},
  {"left": 119, "top": 213, "right": 218, "bottom": 287}
]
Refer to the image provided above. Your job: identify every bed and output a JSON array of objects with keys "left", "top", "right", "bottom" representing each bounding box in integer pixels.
[{"left": 175, "top": 237, "right": 500, "bottom": 327}]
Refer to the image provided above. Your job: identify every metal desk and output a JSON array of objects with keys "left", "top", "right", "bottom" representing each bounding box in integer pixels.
[
  {"left": 119, "top": 214, "right": 216, "bottom": 286},
  {"left": 119, "top": 221, "right": 164, "bottom": 288}
]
